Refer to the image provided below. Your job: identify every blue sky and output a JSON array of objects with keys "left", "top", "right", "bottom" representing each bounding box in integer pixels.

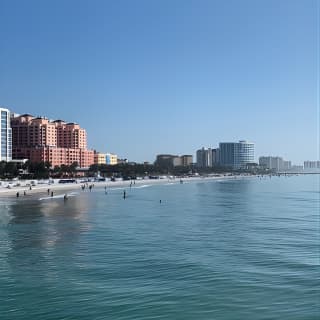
[{"left": 0, "top": 0, "right": 318, "bottom": 164}]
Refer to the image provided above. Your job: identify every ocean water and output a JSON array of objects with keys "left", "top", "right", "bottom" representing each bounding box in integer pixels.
[{"left": 0, "top": 175, "right": 319, "bottom": 320}]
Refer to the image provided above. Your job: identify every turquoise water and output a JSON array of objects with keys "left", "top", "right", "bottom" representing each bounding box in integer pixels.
[{"left": 0, "top": 175, "right": 319, "bottom": 319}]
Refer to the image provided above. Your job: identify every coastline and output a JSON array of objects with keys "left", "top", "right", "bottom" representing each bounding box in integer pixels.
[{"left": 0, "top": 175, "right": 249, "bottom": 199}]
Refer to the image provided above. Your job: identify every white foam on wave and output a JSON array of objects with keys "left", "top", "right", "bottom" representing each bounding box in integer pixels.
[{"left": 133, "top": 185, "right": 151, "bottom": 189}]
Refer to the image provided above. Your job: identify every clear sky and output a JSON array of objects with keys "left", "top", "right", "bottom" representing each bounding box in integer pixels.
[{"left": 0, "top": 0, "right": 319, "bottom": 164}]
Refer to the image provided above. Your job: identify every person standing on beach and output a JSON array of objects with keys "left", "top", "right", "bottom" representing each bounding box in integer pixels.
[
  {"left": 123, "top": 190, "right": 126, "bottom": 199},
  {"left": 51, "top": 191, "right": 54, "bottom": 197},
  {"left": 47, "top": 189, "right": 50, "bottom": 195}
]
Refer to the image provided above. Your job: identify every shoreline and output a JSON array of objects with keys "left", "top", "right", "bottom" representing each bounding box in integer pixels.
[{"left": 0, "top": 175, "right": 251, "bottom": 200}]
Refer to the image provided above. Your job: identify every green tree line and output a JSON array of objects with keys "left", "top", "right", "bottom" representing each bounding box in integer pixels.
[{"left": 0, "top": 160, "right": 263, "bottom": 180}]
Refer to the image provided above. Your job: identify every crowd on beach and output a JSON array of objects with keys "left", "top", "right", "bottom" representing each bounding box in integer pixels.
[
  {"left": 1, "top": 176, "right": 191, "bottom": 197},
  {"left": 0, "top": 173, "right": 278, "bottom": 200}
]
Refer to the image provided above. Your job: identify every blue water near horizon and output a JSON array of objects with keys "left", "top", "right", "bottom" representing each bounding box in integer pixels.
[{"left": 0, "top": 175, "right": 319, "bottom": 319}]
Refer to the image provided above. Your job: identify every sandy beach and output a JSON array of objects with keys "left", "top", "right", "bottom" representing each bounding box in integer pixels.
[{"left": 0, "top": 175, "right": 247, "bottom": 199}]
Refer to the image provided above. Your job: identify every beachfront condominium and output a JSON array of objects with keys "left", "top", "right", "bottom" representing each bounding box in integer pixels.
[
  {"left": 196, "top": 148, "right": 213, "bottom": 168},
  {"left": 259, "top": 156, "right": 283, "bottom": 172},
  {"left": 181, "top": 155, "right": 193, "bottom": 166},
  {"left": 196, "top": 148, "right": 220, "bottom": 168},
  {"left": 11, "top": 114, "right": 94, "bottom": 167},
  {"left": 155, "top": 154, "right": 178, "bottom": 167},
  {"left": 304, "top": 161, "right": 320, "bottom": 170},
  {"left": 259, "top": 156, "right": 292, "bottom": 172},
  {"left": 155, "top": 154, "right": 193, "bottom": 167},
  {"left": 219, "top": 140, "right": 254, "bottom": 170},
  {"left": 0, "top": 107, "right": 12, "bottom": 162}
]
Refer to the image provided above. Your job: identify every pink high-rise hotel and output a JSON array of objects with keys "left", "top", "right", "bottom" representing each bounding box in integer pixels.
[{"left": 11, "top": 114, "right": 94, "bottom": 167}]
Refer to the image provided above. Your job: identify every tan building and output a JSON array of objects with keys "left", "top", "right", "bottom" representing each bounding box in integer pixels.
[
  {"left": 155, "top": 154, "right": 193, "bottom": 167},
  {"left": 11, "top": 114, "right": 94, "bottom": 167},
  {"left": 173, "top": 156, "right": 182, "bottom": 166},
  {"left": 181, "top": 155, "right": 193, "bottom": 166},
  {"left": 94, "top": 152, "right": 107, "bottom": 165}
]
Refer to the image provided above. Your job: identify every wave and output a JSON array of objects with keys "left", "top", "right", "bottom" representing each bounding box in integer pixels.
[{"left": 133, "top": 185, "right": 151, "bottom": 189}]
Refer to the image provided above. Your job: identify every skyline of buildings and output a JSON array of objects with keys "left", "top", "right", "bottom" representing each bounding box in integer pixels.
[
  {"left": 196, "top": 141, "right": 255, "bottom": 170},
  {"left": 0, "top": 106, "right": 318, "bottom": 170}
]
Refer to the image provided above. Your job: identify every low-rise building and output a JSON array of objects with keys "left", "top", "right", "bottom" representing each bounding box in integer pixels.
[
  {"left": 181, "top": 155, "right": 193, "bottom": 166},
  {"left": 291, "top": 165, "right": 304, "bottom": 172},
  {"left": 94, "top": 152, "right": 107, "bottom": 165},
  {"left": 173, "top": 156, "right": 182, "bottom": 167},
  {"left": 106, "top": 153, "right": 118, "bottom": 165},
  {"left": 155, "top": 154, "right": 193, "bottom": 167},
  {"left": 155, "top": 154, "right": 177, "bottom": 167}
]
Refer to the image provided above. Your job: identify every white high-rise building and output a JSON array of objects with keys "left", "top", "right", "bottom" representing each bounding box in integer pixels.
[
  {"left": 219, "top": 140, "right": 254, "bottom": 169},
  {"left": 0, "top": 107, "right": 12, "bottom": 162}
]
